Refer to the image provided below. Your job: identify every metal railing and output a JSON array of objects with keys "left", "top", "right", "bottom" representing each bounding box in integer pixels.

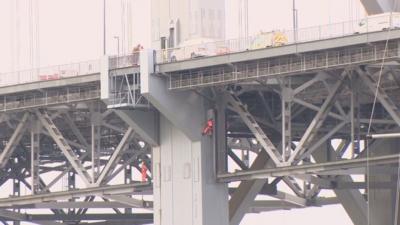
[
  {"left": 0, "top": 85, "right": 100, "bottom": 112},
  {"left": 169, "top": 42, "right": 400, "bottom": 90},
  {"left": 0, "top": 59, "right": 101, "bottom": 87},
  {"left": 108, "top": 90, "right": 148, "bottom": 109},
  {"left": 0, "top": 53, "right": 140, "bottom": 88},
  {"left": 109, "top": 53, "right": 140, "bottom": 70},
  {"left": 157, "top": 13, "right": 400, "bottom": 64}
]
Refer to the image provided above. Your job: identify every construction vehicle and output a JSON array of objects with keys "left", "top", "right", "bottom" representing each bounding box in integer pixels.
[{"left": 249, "top": 30, "right": 288, "bottom": 50}]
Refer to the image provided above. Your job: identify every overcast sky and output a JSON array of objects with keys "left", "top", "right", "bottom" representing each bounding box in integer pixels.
[{"left": 0, "top": 0, "right": 367, "bottom": 224}]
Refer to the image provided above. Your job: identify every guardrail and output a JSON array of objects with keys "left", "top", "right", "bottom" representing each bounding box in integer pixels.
[
  {"left": 0, "top": 85, "right": 100, "bottom": 112},
  {"left": 109, "top": 53, "right": 140, "bottom": 69},
  {"left": 1, "top": 14, "right": 398, "bottom": 88},
  {"left": 156, "top": 13, "right": 400, "bottom": 64},
  {"left": 0, "top": 53, "right": 140, "bottom": 88},
  {"left": 0, "top": 59, "right": 101, "bottom": 87}
]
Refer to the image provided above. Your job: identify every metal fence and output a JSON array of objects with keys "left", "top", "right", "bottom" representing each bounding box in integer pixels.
[
  {"left": 0, "top": 53, "right": 140, "bottom": 88},
  {"left": 0, "top": 85, "right": 100, "bottom": 112},
  {"left": 109, "top": 53, "right": 140, "bottom": 70},
  {"left": 1, "top": 14, "right": 399, "bottom": 88},
  {"left": 157, "top": 13, "right": 400, "bottom": 64},
  {"left": 0, "top": 59, "right": 101, "bottom": 87}
]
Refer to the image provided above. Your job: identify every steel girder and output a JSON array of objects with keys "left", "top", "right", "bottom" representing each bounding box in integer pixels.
[
  {"left": 219, "top": 59, "right": 400, "bottom": 224},
  {"left": 0, "top": 99, "right": 153, "bottom": 223}
]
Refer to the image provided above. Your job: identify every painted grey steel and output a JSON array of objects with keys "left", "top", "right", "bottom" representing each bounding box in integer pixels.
[
  {"left": 360, "top": 0, "right": 400, "bottom": 14},
  {"left": 0, "top": 28, "right": 400, "bottom": 225}
]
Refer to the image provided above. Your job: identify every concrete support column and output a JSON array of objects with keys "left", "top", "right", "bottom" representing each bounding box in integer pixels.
[
  {"left": 141, "top": 50, "right": 229, "bottom": 225},
  {"left": 153, "top": 116, "right": 228, "bottom": 225},
  {"left": 368, "top": 139, "right": 400, "bottom": 225}
]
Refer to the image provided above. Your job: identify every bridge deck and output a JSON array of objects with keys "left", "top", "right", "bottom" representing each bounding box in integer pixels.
[
  {"left": 163, "top": 30, "right": 400, "bottom": 90},
  {"left": 0, "top": 30, "right": 399, "bottom": 96}
]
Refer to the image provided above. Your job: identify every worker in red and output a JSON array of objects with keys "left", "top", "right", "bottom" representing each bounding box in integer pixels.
[
  {"left": 202, "top": 119, "right": 214, "bottom": 136},
  {"left": 141, "top": 161, "right": 148, "bottom": 182}
]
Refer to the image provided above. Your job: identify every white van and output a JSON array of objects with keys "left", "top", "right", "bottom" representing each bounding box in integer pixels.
[{"left": 354, "top": 12, "right": 400, "bottom": 34}]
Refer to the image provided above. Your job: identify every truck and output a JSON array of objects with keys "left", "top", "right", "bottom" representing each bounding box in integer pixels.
[{"left": 354, "top": 12, "right": 400, "bottom": 34}]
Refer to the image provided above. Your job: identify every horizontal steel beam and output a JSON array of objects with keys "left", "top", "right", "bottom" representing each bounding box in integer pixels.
[
  {"left": 2, "top": 202, "right": 133, "bottom": 209},
  {"left": 249, "top": 197, "right": 340, "bottom": 213},
  {"left": 0, "top": 183, "right": 151, "bottom": 207},
  {"left": 367, "top": 132, "right": 400, "bottom": 139},
  {"left": 217, "top": 154, "right": 400, "bottom": 182},
  {"left": 29, "top": 213, "right": 152, "bottom": 222}
]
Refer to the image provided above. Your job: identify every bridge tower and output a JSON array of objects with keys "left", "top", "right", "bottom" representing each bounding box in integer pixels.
[
  {"left": 150, "top": 0, "right": 225, "bottom": 49},
  {"left": 360, "top": 0, "right": 400, "bottom": 14}
]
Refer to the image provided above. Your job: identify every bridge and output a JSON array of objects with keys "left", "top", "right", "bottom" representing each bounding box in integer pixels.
[{"left": 0, "top": 16, "right": 400, "bottom": 225}]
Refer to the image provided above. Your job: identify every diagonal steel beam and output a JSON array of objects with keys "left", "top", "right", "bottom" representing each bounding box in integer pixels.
[
  {"left": 293, "top": 75, "right": 321, "bottom": 95},
  {"left": 95, "top": 127, "right": 134, "bottom": 185},
  {"left": 229, "top": 150, "right": 273, "bottom": 225},
  {"left": 288, "top": 72, "right": 348, "bottom": 163},
  {"left": 293, "top": 98, "right": 345, "bottom": 121},
  {"left": 313, "top": 140, "right": 368, "bottom": 225},
  {"left": 322, "top": 79, "right": 347, "bottom": 117},
  {"left": 43, "top": 152, "right": 90, "bottom": 192},
  {"left": 63, "top": 113, "right": 90, "bottom": 149},
  {"left": 35, "top": 109, "right": 92, "bottom": 187},
  {"left": 228, "top": 149, "right": 249, "bottom": 170},
  {"left": 226, "top": 92, "right": 283, "bottom": 165},
  {"left": 257, "top": 91, "right": 277, "bottom": 127},
  {"left": 0, "top": 113, "right": 29, "bottom": 168},
  {"left": 298, "top": 120, "right": 347, "bottom": 162},
  {"left": 41, "top": 130, "right": 87, "bottom": 150},
  {"left": 358, "top": 68, "right": 400, "bottom": 127},
  {"left": 105, "top": 146, "right": 150, "bottom": 184}
]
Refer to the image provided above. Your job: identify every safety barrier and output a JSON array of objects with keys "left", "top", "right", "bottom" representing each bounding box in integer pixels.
[
  {"left": 0, "top": 53, "right": 141, "bottom": 88},
  {"left": 0, "top": 85, "right": 100, "bottom": 112},
  {"left": 0, "top": 59, "right": 101, "bottom": 87}
]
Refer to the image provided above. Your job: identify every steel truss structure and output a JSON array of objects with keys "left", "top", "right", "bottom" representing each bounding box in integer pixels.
[
  {"left": 0, "top": 34, "right": 400, "bottom": 225},
  {"left": 0, "top": 93, "right": 154, "bottom": 224},
  {"left": 161, "top": 39, "right": 400, "bottom": 225}
]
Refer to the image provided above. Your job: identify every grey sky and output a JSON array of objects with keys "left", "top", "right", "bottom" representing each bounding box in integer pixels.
[{"left": 0, "top": 0, "right": 366, "bottom": 224}]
